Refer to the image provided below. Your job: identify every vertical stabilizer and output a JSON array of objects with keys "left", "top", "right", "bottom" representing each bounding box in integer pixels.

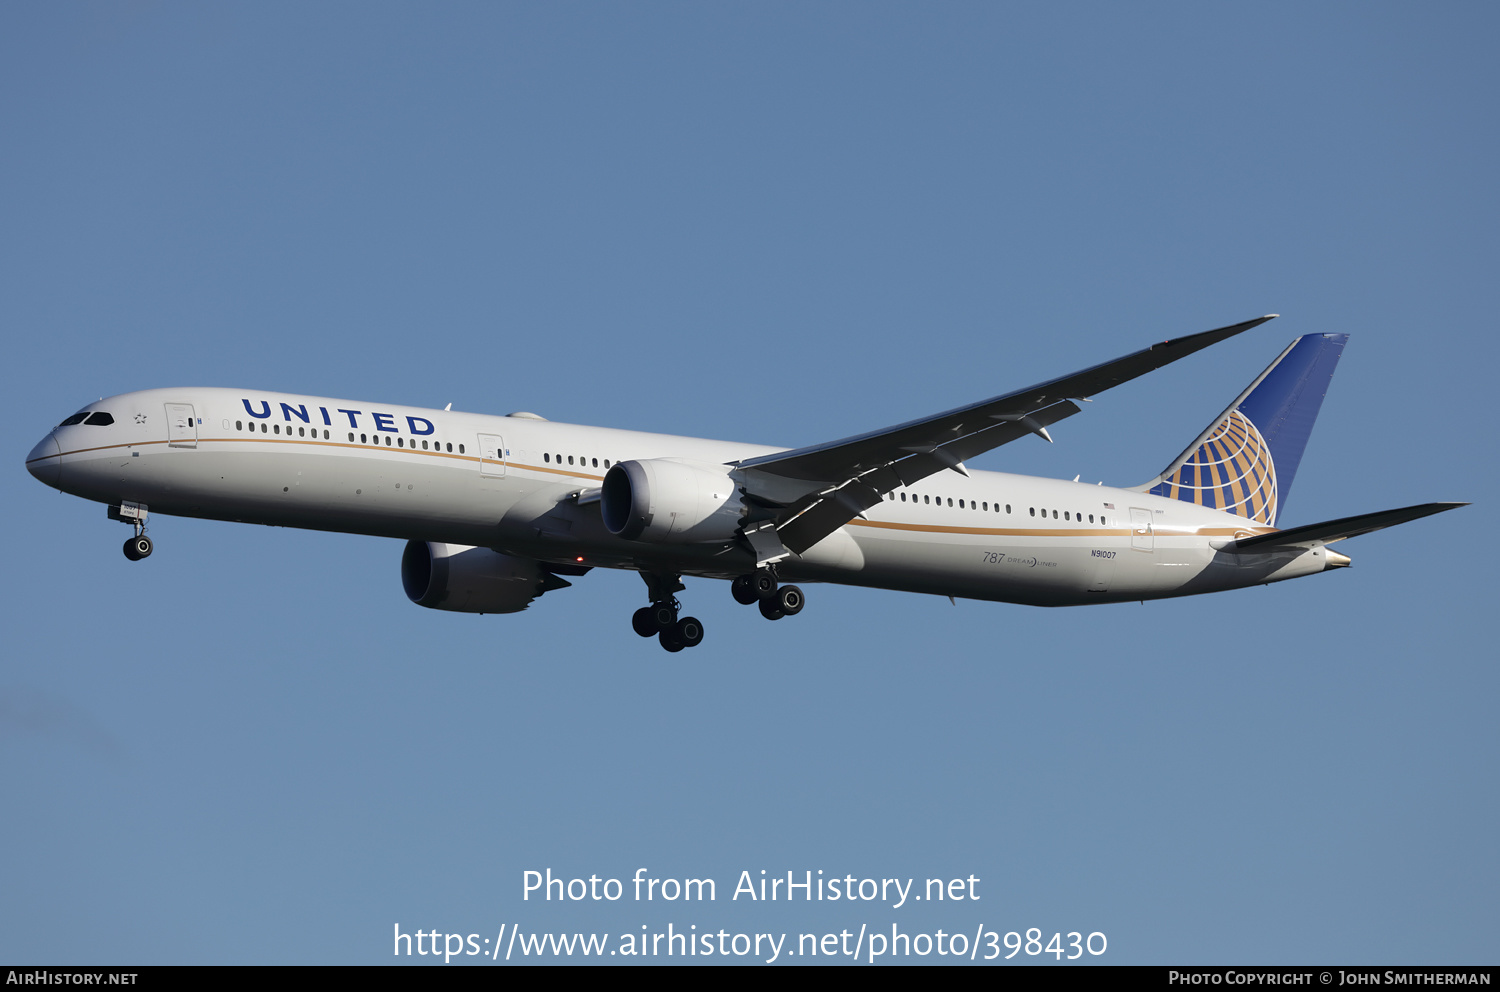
[{"left": 1134, "top": 333, "right": 1348, "bottom": 525}]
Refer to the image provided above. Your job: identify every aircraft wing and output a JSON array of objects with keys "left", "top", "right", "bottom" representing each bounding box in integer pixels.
[
  {"left": 733, "top": 314, "right": 1280, "bottom": 561},
  {"left": 1228, "top": 502, "right": 1468, "bottom": 553}
]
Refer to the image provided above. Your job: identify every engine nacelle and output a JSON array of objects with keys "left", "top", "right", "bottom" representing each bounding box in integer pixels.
[
  {"left": 401, "top": 541, "right": 557, "bottom": 614},
  {"left": 601, "top": 458, "right": 742, "bottom": 544}
]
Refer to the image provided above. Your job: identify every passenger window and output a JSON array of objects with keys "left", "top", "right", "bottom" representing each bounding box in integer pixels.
[
  {"left": 459, "top": 444, "right": 465, "bottom": 453},
  {"left": 261, "top": 423, "right": 268, "bottom": 433},
  {"left": 568, "top": 455, "right": 574, "bottom": 465},
  {"left": 1030, "top": 507, "right": 1035, "bottom": 516}
]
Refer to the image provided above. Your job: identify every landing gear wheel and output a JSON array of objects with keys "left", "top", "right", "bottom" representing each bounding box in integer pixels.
[
  {"left": 674, "top": 616, "right": 705, "bottom": 649},
  {"left": 758, "top": 596, "right": 785, "bottom": 621},
  {"left": 632, "top": 606, "right": 659, "bottom": 637},
  {"left": 775, "top": 584, "right": 804, "bottom": 616},
  {"left": 752, "top": 570, "right": 778, "bottom": 600},
  {"left": 731, "top": 574, "right": 759, "bottom": 606},
  {"left": 123, "top": 535, "right": 152, "bottom": 561},
  {"left": 651, "top": 601, "right": 678, "bottom": 630},
  {"left": 658, "top": 629, "right": 685, "bottom": 652}
]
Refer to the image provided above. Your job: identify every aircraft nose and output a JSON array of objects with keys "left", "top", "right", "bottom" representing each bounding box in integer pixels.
[{"left": 26, "top": 435, "right": 61, "bottom": 489}]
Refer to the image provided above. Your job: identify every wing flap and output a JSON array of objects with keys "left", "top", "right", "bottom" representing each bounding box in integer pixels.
[
  {"left": 778, "top": 480, "right": 887, "bottom": 555},
  {"left": 894, "top": 400, "right": 1081, "bottom": 484}
]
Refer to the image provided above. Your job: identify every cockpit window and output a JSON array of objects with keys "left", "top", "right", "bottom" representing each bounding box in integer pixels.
[
  {"left": 58, "top": 412, "right": 88, "bottom": 427},
  {"left": 84, "top": 412, "right": 115, "bottom": 426}
]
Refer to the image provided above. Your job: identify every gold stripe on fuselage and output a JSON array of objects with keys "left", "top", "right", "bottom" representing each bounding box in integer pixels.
[{"left": 38, "top": 436, "right": 1278, "bottom": 542}]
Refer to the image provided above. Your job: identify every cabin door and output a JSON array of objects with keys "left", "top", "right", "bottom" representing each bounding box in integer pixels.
[
  {"left": 1130, "top": 507, "right": 1154, "bottom": 552},
  {"left": 477, "top": 434, "right": 506, "bottom": 478},
  {"left": 166, "top": 403, "right": 198, "bottom": 448}
]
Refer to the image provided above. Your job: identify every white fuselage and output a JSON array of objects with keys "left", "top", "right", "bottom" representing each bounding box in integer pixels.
[{"left": 27, "top": 387, "right": 1340, "bottom": 606}]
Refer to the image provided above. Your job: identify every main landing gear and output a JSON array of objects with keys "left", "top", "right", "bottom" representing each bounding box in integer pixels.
[
  {"left": 630, "top": 569, "right": 806, "bottom": 653},
  {"left": 632, "top": 600, "right": 705, "bottom": 653},
  {"left": 632, "top": 572, "right": 704, "bottom": 653},
  {"left": 731, "top": 569, "right": 805, "bottom": 621}
]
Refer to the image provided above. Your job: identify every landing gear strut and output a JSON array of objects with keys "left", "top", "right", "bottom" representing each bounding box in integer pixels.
[
  {"left": 633, "top": 573, "right": 705, "bottom": 653},
  {"left": 111, "top": 502, "right": 152, "bottom": 561}
]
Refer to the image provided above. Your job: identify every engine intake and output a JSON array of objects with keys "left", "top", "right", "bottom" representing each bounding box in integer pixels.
[{"left": 601, "top": 458, "right": 741, "bottom": 544}]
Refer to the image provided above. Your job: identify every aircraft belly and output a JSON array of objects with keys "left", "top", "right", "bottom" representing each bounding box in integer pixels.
[
  {"left": 842, "top": 526, "right": 1218, "bottom": 606},
  {"left": 843, "top": 529, "right": 1079, "bottom": 605},
  {"left": 61, "top": 443, "right": 527, "bottom": 545}
]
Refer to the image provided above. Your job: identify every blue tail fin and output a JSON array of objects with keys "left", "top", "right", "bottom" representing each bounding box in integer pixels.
[{"left": 1135, "top": 333, "right": 1348, "bottom": 526}]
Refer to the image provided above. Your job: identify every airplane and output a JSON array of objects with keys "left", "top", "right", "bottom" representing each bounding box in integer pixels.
[{"left": 25, "top": 315, "right": 1464, "bottom": 652}]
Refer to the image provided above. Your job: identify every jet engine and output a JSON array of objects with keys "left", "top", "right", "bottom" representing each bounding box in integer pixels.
[
  {"left": 600, "top": 458, "right": 743, "bottom": 544},
  {"left": 401, "top": 541, "right": 569, "bottom": 614}
]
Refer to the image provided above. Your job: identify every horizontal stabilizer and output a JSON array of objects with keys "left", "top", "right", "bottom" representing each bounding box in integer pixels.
[{"left": 1228, "top": 502, "right": 1468, "bottom": 553}]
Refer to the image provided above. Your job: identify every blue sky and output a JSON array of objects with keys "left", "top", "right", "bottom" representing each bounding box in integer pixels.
[{"left": 3, "top": 2, "right": 1495, "bottom": 965}]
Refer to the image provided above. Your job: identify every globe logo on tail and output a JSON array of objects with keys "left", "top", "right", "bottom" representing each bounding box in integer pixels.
[{"left": 1149, "top": 410, "right": 1278, "bottom": 524}]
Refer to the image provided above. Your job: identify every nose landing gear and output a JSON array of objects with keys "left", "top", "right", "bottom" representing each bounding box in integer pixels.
[
  {"left": 110, "top": 502, "right": 153, "bottom": 561},
  {"left": 123, "top": 533, "right": 153, "bottom": 561}
]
